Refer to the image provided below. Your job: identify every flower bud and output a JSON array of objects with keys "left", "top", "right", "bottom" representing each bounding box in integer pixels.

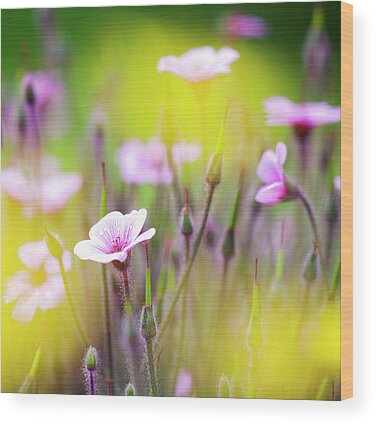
[
  {"left": 303, "top": 244, "right": 318, "bottom": 283},
  {"left": 125, "top": 382, "right": 136, "bottom": 396},
  {"left": 221, "top": 228, "right": 235, "bottom": 262},
  {"left": 140, "top": 305, "right": 157, "bottom": 341},
  {"left": 82, "top": 346, "right": 99, "bottom": 395},
  {"left": 180, "top": 205, "right": 193, "bottom": 237},
  {"left": 217, "top": 374, "right": 232, "bottom": 398},
  {"left": 85, "top": 346, "right": 97, "bottom": 371},
  {"left": 206, "top": 152, "right": 223, "bottom": 187},
  {"left": 44, "top": 228, "right": 63, "bottom": 259}
]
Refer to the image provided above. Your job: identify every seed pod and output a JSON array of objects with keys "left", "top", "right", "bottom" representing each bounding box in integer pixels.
[
  {"left": 206, "top": 152, "right": 223, "bottom": 187},
  {"left": 140, "top": 305, "right": 157, "bottom": 341},
  {"left": 44, "top": 228, "right": 63, "bottom": 259},
  {"left": 125, "top": 382, "right": 136, "bottom": 396}
]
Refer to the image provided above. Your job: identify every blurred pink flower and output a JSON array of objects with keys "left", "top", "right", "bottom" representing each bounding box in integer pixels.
[
  {"left": 4, "top": 240, "right": 71, "bottom": 323},
  {"left": 334, "top": 175, "right": 341, "bottom": 191},
  {"left": 1, "top": 156, "right": 83, "bottom": 217},
  {"left": 116, "top": 138, "right": 201, "bottom": 185},
  {"left": 174, "top": 369, "right": 193, "bottom": 397},
  {"left": 264, "top": 96, "right": 340, "bottom": 133},
  {"left": 157, "top": 46, "right": 240, "bottom": 83},
  {"left": 255, "top": 142, "right": 289, "bottom": 206},
  {"left": 223, "top": 13, "right": 268, "bottom": 38},
  {"left": 74, "top": 209, "right": 156, "bottom": 264}
]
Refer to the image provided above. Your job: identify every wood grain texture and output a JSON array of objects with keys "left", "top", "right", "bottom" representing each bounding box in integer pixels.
[{"left": 340, "top": 1, "right": 353, "bottom": 400}]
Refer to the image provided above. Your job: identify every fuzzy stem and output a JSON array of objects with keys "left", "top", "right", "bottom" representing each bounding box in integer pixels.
[
  {"left": 146, "top": 339, "right": 158, "bottom": 396},
  {"left": 145, "top": 243, "right": 152, "bottom": 306},
  {"left": 58, "top": 257, "right": 89, "bottom": 346},
  {"left": 158, "top": 184, "right": 215, "bottom": 340}
]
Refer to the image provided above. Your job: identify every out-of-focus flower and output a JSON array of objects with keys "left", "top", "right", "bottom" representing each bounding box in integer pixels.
[
  {"left": 255, "top": 142, "right": 289, "bottom": 206},
  {"left": 222, "top": 13, "right": 268, "bottom": 38},
  {"left": 74, "top": 209, "right": 156, "bottom": 264},
  {"left": 157, "top": 46, "right": 240, "bottom": 83},
  {"left": 174, "top": 369, "right": 192, "bottom": 397},
  {"left": 4, "top": 240, "right": 71, "bottom": 323},
  {"left": 116, "top": 138, "right": 201, "bottom": 185},
  {"left": 264, "top": 96, "right": 340, "bottom": 136},
  {"left": 334, "top": 176, "right": 341, "bottom": 191},
  {"left": 1, "top": 156, "right": 82, "bottom": 217}
]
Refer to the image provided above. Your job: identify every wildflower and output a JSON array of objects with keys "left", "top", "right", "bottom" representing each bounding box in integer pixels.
[
  {"left": 255, "top": 142, "right": 291, "bottom": 206},
  {"left": 74, "top": 210, "right": 156, "bottom": 265},
  {"left": 116, "top": 138, "right": 201, "bottom": 185},
  {"left": 157, "top": 46, "right": 240, "bottom": 83},
  {"left": 222, "top": 13, "right": 268, "bottom": 38},
  {"left": 4, "top": 240, "right": 71, "bottom": 323},
  {"left": 264, "top": 96, "right": 340, "bottom": 135},
  {"left": 1, "top": 156, "right": 82, "bottom": 217},
  {"left": 174, "top": 369, "right": 192, "bottom": 397}
]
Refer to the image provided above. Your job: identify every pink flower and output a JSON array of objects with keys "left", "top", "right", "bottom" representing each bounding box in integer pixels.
[
  {"left": 74, "top": 210, "right": 156, "bottom": 264},
  {"left": 264, "top": 96, "right": 340, "bottom": 134},
  {"left": 157, "top": 46, "right": 240, "bottom": 83},
  {"left": 174, "top": 369, "right": 193, "bottom": 397},
  {"left": 4, "top": 240, "right": 70, "bottom": 323},
  {"left": 255, "top": 142, "right": 289, "bottom": 206},
  {"left": 334, "top": 175, "right": 341, "bottom": 191},
  {"left": 223, "top": 13, "right": 268, "bottom": 38},
  {"left": 116, "top": 138, "right": 201, "bottom": 185},
  {"left": 1, "top": 156, "right": 83, "bottom": 217}
]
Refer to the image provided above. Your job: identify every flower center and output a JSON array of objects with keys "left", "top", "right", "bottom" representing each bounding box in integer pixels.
[{"left": 112, "top": 236, "right": 122, "bottom": 252}]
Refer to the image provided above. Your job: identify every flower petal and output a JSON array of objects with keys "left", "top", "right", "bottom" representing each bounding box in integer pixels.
[
  {"left": 4, "top": 270, "right": 33, "bottom": 303},
  {"left": 45, "top": 250, "right": 72, "bottom": 274},
  {"left": 255, "top": 182, "right": 287, "bottom": 205},
  {"left": 88, "top": 211, "right": 124, "bottom": 239},
  {"left": 125, "top": 209, "right": 148, "bottom": 242},
  {"left": 38, "top": 274, "right": 66, "bottom": 310},
  {"left": 74, "top": 239, "right": 127, "bottom": 263},
  {"left": 18, "top": 240, "right": 49, "bottom": 270},
  {"left": 256, "top": 150, "right": 282, "bottom": 184},
  {"left": 125, "top": 228, "right": 156, "bottom": 252},
  {"left": 275, "top": 142, "right": 287, "bottom": 166},
  {"left": 12, "top": 289, "right": 39, "bottom": 323}
]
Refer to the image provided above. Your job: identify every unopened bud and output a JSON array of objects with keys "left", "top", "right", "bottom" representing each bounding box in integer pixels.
[
  {"left": 217, "top": 374, "right": 232, "bottom": 398},
  {"left": 140, "top": 305, "right": 157, "bottom": 341},
  {"left": 82, "top": 346, "right": 99, "bottom": 395},
  {"left": 180, "top": 206, "right": 193, "bottom": 237},
  {"left": 206, "top": 152, "right": 223, "bottom": 187},
  {"left": 85, "top": 346, "right": 97, "bottom": 371},
  {"left": 303, "top": 244, "right": 318, "bottom": 283},
  {"left": 125, "top": 382, "right": 136, "bottom": 396},
  {"left": 44, "top": 228, "right": 63, "bottom": 259}
]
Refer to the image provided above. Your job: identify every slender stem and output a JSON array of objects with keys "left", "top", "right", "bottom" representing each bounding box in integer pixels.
[
  {"left": 158, "top": 184, "right": 215, "bottom": 340},
  {"left": 145, "top": 244, "right": 152, "bottom": 306},
  {"left": 58, "top": 257, "right": 89, "bottom": 346},
  {"left": 146, "top": 339, "right": 158, "bottom": 396},
  {"left": 101, "top": 264, "right": 114, "bottom": 394},
  {"left": 119, "top": 266, "right": 133, "bottom": 314},
  {"left": 296, "top": 188, "right": 328, "bottom": 284}
]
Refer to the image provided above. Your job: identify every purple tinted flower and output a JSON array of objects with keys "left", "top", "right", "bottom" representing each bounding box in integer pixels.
[
  {"left": 255, "top": 142, "right": 289, "bottom": 206},
  {"left": 157, "top": 46, "right": 240, "bottom": 83},
  {"left": 1, "top": 156, "right": 82, "bottom": 216},
  {"left": 74, "top": 209, "right": 156, "bottom": 264},
  {"left": 116, "top": 138, "right": 201, "bottom": 185},
  {"left": 174, "top": 369, "right": 193, "bottom": 397},
  {"left": 224, "top": 13, "right": 268, "bottom": 38},
  {"left": 4, "top": 240, "right": 71, "bottom": 323},
  {"left": 264, "top": 96, "right": 340, "bottom": 133}
]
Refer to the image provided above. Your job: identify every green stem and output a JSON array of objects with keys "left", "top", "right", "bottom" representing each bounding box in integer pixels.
[
  {"left": 296, "top": 188, "right": 328, "bottom": 285},
  {"left": 158, "top": 184, "right": 215, "bottom": 340},
  {"left": 101, "top": 264, "right": 114, "bottom": 394},
  {"left": 146, "top": 339, "right": 158, "bottom": 396},
  {"left": 58, "top": 257, "right": 89, "bottom": 347}
]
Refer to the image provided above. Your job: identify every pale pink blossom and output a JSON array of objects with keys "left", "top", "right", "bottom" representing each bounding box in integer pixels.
[
  {"left": 4, "top": 240, "right": 70, "bottom": 323},
  {"left": 116, "top": 138, "right": 201, "bottom": 185},
  {"left": 1, "top": 156, "right": 82, "bottom": 217},
  {"left": 264, "top": 96, "right": 340, "bottom": 130},
  {"left": 174, "top": 369, "right": 193, "bottom": 397},
  {"left": 74, "top": 210, "right": 156, "bottom": 264},
  {"left": 255, "top": 142, "right": 289, "bottom": 206},
  {"left": 334, "top": 175, "right": 341, "bottom": 191},
  {"left": 157, "top": 46, "right": 240, "bottom": 83},
  {"left": 223, "top": 13, "right": 268, "bottom": 38}
]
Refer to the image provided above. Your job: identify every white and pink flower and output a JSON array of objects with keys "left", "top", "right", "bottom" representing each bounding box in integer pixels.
[
  {"left": 157, "top": 46, "right": 240, "bottom": 83},
  {"left": 74, "top": 209, "right": 156, "bottom": 265},
  {"left": 4, "top": 240, "right": 70, "bottom": 323}
]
